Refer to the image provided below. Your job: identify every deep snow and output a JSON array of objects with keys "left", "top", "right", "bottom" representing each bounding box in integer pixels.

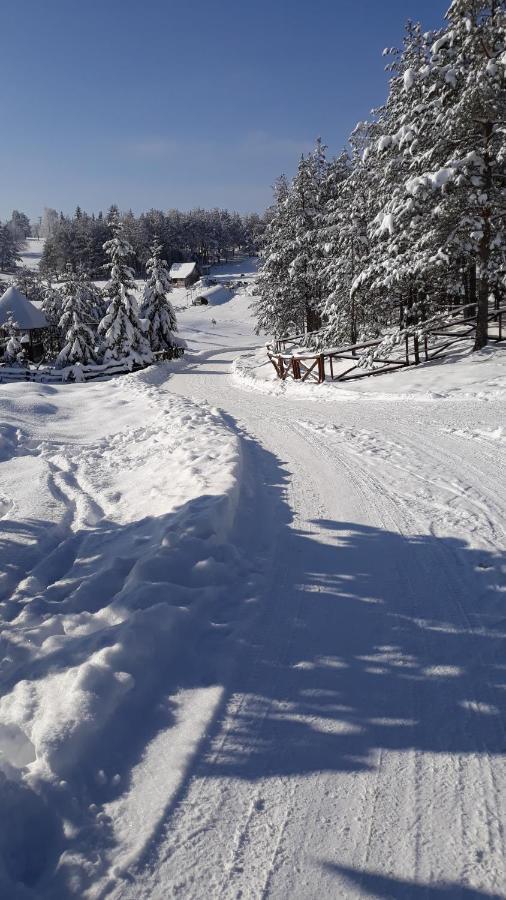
[{"left": 1, "top": 257, "right": 506, "bottom": 898}]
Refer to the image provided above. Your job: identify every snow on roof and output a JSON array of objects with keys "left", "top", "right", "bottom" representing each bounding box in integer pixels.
[
  {"left": 0, "top": 285, "right": 48, "bottom": 330},
  {"left": 169, "top": 262, "right": 198, "bottom": 279}
]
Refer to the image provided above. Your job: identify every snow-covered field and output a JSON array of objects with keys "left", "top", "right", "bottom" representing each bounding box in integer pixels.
[
  {"left": 0, "top": 239, "right": 45, "bottom": 291},
  {"left": 1, "top": 257, "right": 506, "bottom": 898},
  {"left": 19, "top": 238, "right": 45, "bottom": 272}
]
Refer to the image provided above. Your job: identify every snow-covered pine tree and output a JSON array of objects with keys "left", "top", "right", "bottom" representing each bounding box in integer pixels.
[
  {"left": 55, "top": 270, "right": 98, "bottom": 368},
  {"left": 255, "top": 140, "right": 330, "bottom": 339},
  {"left": 98, "top": 218, "right": 151, "bottom": 363},
  {"left": 348, "top": 22, "right": 443, "bottom": 348},
  {"left": 254, "top": 175, "right": 295, "bottom": 337},
  {"left": 140, "top": 241, "right": 178, "bottom": 352},
  {"left": 284, "top": 142, "right": 330, "bottom": 335},
  {"left": 253, "top": 5, "right": 505, "bottom": 356},
  {"left": 0, "top": 223, "right": 20, "bottom": 271},
  {"left": 320, "top": 142, "right": 371, "bottom": 346},
  {"left": 13, "top": 268, "right": 46, "bottom": 305},
  {"left": 41, "top": 280, "right": 64, "bottom": 326},
  {"left": 378, "top": 3, "right": 506, "bottom": 349},
  {"left": 2, "top": 314, "right": 26, "bottom": 365},
  {"left": 38, "top": 278, "right": 65, "bottom": 359},
  {"left": 426, "top": 0, "right": 506, "bottom": 348}
]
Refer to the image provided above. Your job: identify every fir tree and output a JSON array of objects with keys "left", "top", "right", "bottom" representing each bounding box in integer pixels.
[
  {"left": 98, "top": 219, "right": 151, "bottom": 362},
  {"left": 13, "top": 268, "right": 46, "bottom": 304},
  {"left": 55, "top": 270, "right": 98, "bottom": 368},
  {"left": 255, "top": 140, "right": 330, "bottom": 338},
  {"left": 140, "top": 242, "right": 178, "bottom": 352},
  {"left": 2, "top": 314, "right": 26, "bottom": 366},
  {"left": 0, "top": 223, "right": 20, "bottom": 271},
  {"left": 255, "top": 5, "right": 505, "bottom": 356},
  {"left": 320, "top": 148, "right": 368, "bottom": 345},
  {"left": 254, "top": 175, "right": 296, "bottom": 336}
]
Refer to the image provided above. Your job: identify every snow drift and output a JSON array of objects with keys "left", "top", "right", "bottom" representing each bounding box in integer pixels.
[{"left": 0, "top": 366, "right": 245, "bottom": 896}]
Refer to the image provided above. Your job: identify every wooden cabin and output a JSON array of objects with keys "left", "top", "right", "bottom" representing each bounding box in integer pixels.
[{"left": 169, "top": 261, "right": 200, "bottom": 288}]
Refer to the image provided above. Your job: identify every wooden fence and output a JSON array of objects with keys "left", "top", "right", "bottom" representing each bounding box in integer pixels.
[
  {"left": 0, "top": 346, "right": 185, "bottom": 385},
  {"left": 267, "top": 304, "right": 505, "bottom": 385}
]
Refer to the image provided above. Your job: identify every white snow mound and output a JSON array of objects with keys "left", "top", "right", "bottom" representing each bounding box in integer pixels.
[{"left": 0, "top": 366, "right": 244, "bottom": 894}]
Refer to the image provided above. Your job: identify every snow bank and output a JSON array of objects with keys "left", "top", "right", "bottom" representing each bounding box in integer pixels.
[
  {"left": 232, "top": 343, "right": 506, "bottom": 403},
  {"left": 0, "top": 367, "right": 245, "bottom": 895}
]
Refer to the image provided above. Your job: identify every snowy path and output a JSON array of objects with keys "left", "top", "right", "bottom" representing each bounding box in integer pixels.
[
  {"left": 115, "top": 289, "right": 506, "bottom": 898},
  {"left": 1, "top": 263, "right": 504, "bottom": 898}
]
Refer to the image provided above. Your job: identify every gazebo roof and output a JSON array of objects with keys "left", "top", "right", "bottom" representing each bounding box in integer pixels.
[{"left": 0, "top": 285, "right": 48, "bottom": 330}]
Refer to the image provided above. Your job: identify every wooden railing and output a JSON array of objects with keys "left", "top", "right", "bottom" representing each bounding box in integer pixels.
[
  {"left": 0, "top": 346, "right": 185, "bottom": 384},
  {"left": 267, "top": 304, "right": 505, "bottom": 385}
]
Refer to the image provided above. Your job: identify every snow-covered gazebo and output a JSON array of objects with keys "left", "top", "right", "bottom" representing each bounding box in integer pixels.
[
  {"left": 0, "top": 285, "right": 49, "bottom": 361},
  {"left": 169, "top": 261, "right": 200, "bottom": 288}
]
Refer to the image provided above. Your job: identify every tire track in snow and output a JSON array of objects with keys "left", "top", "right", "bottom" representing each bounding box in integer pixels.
[
  {"left": 290, "top": 420, "right": 421, "bottom": 889},
  {"left": 103, "top": 342, "right": 506, "bottom": 900},
  {"left": 294, "top": 416, "right": 506, "bottom": 895}
]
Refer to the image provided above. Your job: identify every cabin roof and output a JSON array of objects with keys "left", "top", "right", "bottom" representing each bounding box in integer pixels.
[{"left": 169, "top": 262, "right": 198, "bottom": 279}]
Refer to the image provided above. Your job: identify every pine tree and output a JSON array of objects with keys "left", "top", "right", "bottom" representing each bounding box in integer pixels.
[
  {"left": 13, "top": 268, "right": 46, "bottom": 304},
  {"left": 373, "top": 5, "right": 506, "bottom": 348},
  {"left": 98, "top": 218, "right": 151, "bottom": 363},
  {"left": 423, "top": 0, "right": 506, "bottom": 348},
  {"left": 0, "top": 223, "right": 20, "bottom": 271},
  {"left": 140, "top": 242, "right": 178, "bottom": 352},
  {"left": 9, "top": 211, "right": 31, "bottom": 241},
  {"left": 349, "top": 23, "right": 442, "bottom": 342},
  {"left": 55, "top": 270, "right": 98, "bottom": 368},
  {"left": 321, "top": 147, "right": 369, "bottom": 345},
  {"left": 2, "top": 314, "right": 26, "bottom": 366},
  {"left": 255, "top": 140, "right": 330, "bottom": 339},
  {"left": 41, "top": 279, "right": 64, "bottom": 327},
  {"left": 254, "top": 175, "right": 296, "bottom": 336},
  {"left": 253, "top": 5, "right": 505, "bottom": 357}
]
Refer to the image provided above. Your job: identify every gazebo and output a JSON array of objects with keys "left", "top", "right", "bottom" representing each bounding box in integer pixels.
[{"left": 0, "top": 285, "right": 49, "bottom": 362}]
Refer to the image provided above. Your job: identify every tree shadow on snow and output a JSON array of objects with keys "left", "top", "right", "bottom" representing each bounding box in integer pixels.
[
  {"left": 192, "top": 445, "right": 506, "bottom": 784},
  {"left": 123, "top": 415, "right": 506, "bottom": 895},
  {"left": 323, "top": 864, "right": 504, "bottom": 899},
  {"left": 0, "top": 417, "right": 505, "bottom": 896}
]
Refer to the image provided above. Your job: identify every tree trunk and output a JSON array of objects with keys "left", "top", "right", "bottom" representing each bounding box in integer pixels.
[
  {"left": 412, "top": 289, "right": 420, "bottom": 365},
  {"left": 350, "top": 295, "right": 357, "bottom": 345},
  {"left": 306, "top": 306, "right": 322, "bottom": 333},
  {"left": 467, "top": 262, "right": 477, "bottom": 318},
  {"left": 474, "top": 122, "right": 492, "bottom": 351},
  {"left": 474, "top": 274, "right": 489, "bottom": 350}
]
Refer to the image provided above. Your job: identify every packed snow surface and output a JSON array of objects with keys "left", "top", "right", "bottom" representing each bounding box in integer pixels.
[{"left": 1, "top": 256, "right": 506, "bottom": 898}]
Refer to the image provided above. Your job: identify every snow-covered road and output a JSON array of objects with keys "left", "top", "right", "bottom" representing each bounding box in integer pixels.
[
  {"left": 1, "top": 261, "right": 505, "bottom": 898},
  {"left": 117, "top": 274, "right": 506, "bottom": 899}
]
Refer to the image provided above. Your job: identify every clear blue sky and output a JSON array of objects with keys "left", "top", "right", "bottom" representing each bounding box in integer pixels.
[{"left": 2, "top": 0, "right": 447, "bottom": 220}]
